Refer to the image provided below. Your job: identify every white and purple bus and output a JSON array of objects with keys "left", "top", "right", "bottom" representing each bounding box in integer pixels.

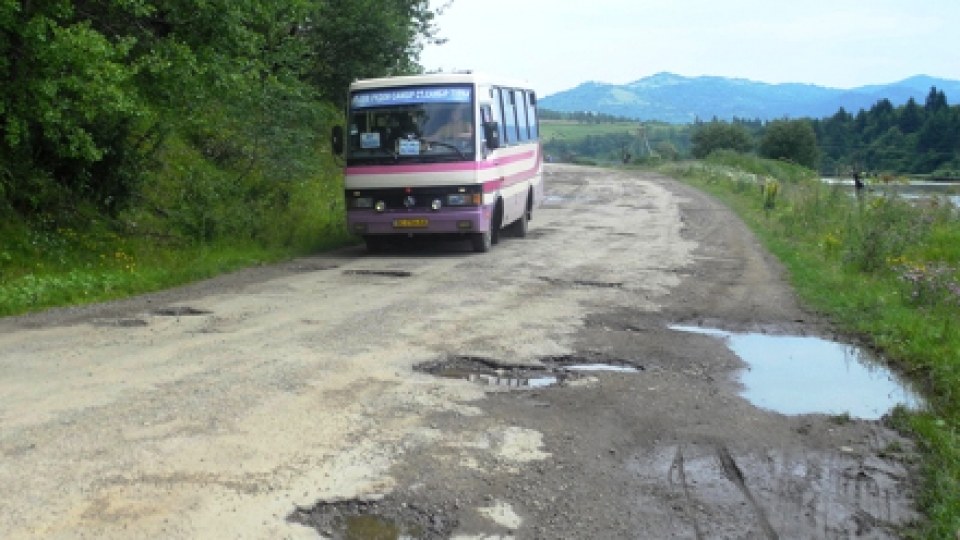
[{"left": 331, "top": 72, "right": 543, "bottom": 252}]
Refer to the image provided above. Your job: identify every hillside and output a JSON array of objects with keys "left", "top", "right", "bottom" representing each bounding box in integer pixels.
[{"left": 540, "top": 72, "right": 960, "bottom": 123}]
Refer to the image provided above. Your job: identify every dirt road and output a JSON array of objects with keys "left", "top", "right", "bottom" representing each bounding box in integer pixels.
[{"left": 0, "top": 165, "right": 918, "bottom": 538}]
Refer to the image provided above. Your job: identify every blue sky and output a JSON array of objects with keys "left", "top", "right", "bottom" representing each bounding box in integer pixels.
[{"left": 419, "top": 0, "right": 960, "bottom": 96}]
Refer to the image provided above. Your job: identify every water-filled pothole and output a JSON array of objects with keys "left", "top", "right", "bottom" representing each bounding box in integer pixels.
[
  {"left": 416, "top": 356, "right": 565, "bottom": 389},
  {"left": 289, "top": 497, "right": 456, "bottom": 539},
  {"left": 671, "top": 325, "right": 924, "bottom": 419},
  {"left": 416, "top": 355, "right": 643, "bottom": 389}
]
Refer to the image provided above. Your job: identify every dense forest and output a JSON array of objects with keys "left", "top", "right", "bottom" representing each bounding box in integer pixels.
[
  {"left": 1, "top": 0, "right": 440, "bottom": 243},
  {"left": 813, "top": 88, "right": 960, "bottom": 177}
]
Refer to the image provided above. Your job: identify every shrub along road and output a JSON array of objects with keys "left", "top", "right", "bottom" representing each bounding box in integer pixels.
[{"left": 0, "top": 165, "right": 918, "bottom": 538}]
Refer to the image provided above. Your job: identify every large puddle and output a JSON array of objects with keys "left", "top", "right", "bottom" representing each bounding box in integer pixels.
[{"left": 671, "top": 325, "right": 924, "bottom": 419}]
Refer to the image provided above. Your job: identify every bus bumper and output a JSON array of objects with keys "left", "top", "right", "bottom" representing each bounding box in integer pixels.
[{"left": 346, "top": 207, "right": 490, "bottom": 236}]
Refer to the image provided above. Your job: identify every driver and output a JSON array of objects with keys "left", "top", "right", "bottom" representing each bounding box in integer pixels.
[{"left": 430, "top": 105, "right": 472, "bottom": 140}]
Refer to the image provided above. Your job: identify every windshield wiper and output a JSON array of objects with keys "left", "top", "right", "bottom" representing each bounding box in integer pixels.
[
  {"left": 372, "top": 146, "right": 399, "bottom": 159},
  {"left": 421, "top": 139, "right": 466, "bottom": 160}
]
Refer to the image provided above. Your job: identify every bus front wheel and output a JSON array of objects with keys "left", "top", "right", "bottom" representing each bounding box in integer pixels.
[
  {"left": 471, "top": 230, "right": 491, "bottom": 253},
  {"left": 472, "top": 201, "right": 501, "bottom": 253}
]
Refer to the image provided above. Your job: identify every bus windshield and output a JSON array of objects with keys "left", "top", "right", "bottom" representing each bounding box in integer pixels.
[{"left": 347, "top": 85, "right": 475, "bottom": 165}]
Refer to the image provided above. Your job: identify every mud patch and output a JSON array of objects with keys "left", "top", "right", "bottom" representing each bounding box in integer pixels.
[
  {"left": 343, "top": 269, "right": 413, "bottom": 278},
  {"left": 152, "top": 306, "right": 211, "bottom": 317},
  {"left": 634, "top": 442, "right": 918, "bottom": 538},
  {"left": 525, "top": 227, "right": 558, "bottom": 239},
  {"left": 289, "top": 496, "right": 457, "bottom": 539}
]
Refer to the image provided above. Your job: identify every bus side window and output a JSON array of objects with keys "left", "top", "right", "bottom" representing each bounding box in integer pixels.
[
  {"left": 499, "top": 87, "right": 517, "bottom": 145},
  {"left": 480, "top": 104, "right": 498, "bottom": 151},
  {"left": 528, "top": 91, "right": 539, "bottom": 139},
  {"left": 516, "top": 89, "right": 529, "bottom": 141}
]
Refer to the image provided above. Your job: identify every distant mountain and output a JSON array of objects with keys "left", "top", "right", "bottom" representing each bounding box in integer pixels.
[{"left": 539, "top": 72, "right": 960, "bottom": 123}]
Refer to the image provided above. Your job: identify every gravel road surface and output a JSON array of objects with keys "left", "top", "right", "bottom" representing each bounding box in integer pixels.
[{"left": 0, "top": 164, "right": 918, "bottom": 538}]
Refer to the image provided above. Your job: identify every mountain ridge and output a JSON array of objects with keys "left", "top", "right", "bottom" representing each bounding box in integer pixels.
[{"left": 539, "top": 72, "right": 960, "bottom": 123}]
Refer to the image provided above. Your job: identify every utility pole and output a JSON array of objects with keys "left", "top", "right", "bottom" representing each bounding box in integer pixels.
[{"left": 637, "top": 123, "right": 658, "bottom": 158}]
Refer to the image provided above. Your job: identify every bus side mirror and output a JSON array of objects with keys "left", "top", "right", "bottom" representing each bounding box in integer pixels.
[
  {"left": 483, "top": 121, "right": 500, "bottom": 150},
  {"left": 331, "top": 125, "right": 344, "bottom": 155}
]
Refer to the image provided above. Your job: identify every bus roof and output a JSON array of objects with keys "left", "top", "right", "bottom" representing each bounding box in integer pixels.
[{"left": 349, "top": 72, "right": 535, "bottom": 93}]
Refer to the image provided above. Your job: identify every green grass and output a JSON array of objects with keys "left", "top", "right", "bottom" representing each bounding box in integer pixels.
[
  {"left": 0, "top": 222, "right": 354, "bottom": 317},
  {"left": 0, "top": 171, "right": 355, "bottom": 317},
  {"left": 659, "top": 152, "right": 960, "bottom": 538}
]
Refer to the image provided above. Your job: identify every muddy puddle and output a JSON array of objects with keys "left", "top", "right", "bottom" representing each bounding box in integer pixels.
[
  {"left": 289, "top": 496, "right": 456, "bottom": 539},
  {"left": 416, "top": 355, "right": 642, "bottom": 389},
  {"left": 671, "top": 325, "right": 924, "bottom": 419}
]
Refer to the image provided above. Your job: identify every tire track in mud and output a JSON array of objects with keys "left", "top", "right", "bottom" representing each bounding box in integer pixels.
[
  {"left": 667, "top": 445, "right": 705, "bottom": 540},
  {"left": 716, "top": 444, "right": 779, "bottom": 539}
]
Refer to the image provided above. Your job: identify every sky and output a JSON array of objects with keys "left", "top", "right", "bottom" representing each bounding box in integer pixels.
[{"left": 419, "top": 0, "right": 960, "bottom": 96}]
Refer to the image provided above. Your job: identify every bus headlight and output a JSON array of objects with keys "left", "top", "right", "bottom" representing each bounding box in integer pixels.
[
  {"left": 350, "top": 197, "right": 374, "bottom": 209},
  {"left": 374, "top": 201, "right": 386, "bottom": 212},
  {"left": 446, "top": 193, "right": 481, "bottom": 206},
  {"left": 431, "top": 199, "right": 442, "bottom": 211}
]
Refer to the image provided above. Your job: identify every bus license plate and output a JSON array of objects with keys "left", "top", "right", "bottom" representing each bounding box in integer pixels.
[{"left": 393, "top": 218, "right": 428, "bottom": 228}]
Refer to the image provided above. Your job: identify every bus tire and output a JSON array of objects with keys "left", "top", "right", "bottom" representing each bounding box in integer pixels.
[
  {"left": 471, "top": 231, "right": 492, "bottom": 253},
  {"left": 491, "top": 200, "right": 503, "bottom": 245},
  {"left": 364, "top": 235, "right": 386, "bottom": 253},
  {"left": 508, "top": 194, "right": 530, "bottom": 238}
]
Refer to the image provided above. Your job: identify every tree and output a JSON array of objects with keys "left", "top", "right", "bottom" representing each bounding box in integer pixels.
[
  {"left": 690, "top": 121, "right": 753, "bottom": 158},
  {"left": 0, "top": 1, "right": 144, "bottom": 214},
  {"left": 898, "top": 98, "right": 924, "bottom": 134},
  {"left": 300, "top": 0, "right": 442, "bottom": 104},
  {"left": 924, "top": 86, "right": 948, "bottom": 113},
  {"left": 759, "top": 119, "right": 819, "bottom": 168}
]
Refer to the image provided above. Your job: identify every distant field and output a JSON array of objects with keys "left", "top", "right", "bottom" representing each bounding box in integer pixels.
[
  {"left": 539, "top": 120, "right": 644, "bottom": 141},
  {"left": 539, "top": 120, "right": 692, "bottom": 161}
]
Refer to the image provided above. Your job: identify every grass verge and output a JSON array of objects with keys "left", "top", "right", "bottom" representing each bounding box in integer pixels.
[
  {"left": 0, "top": 213, "right": 353, "bottom": 318},
  {"left": 659, "top": 151, "right": 960, "bottom": 538}
]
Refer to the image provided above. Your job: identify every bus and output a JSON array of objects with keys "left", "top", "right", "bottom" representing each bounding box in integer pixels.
[{"left": 331, "top": 72, "right": 543, "bottom": 253}]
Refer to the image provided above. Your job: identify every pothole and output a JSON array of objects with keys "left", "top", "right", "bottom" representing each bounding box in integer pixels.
[
  {"left": 91, "top": 318, "right": 149, "bottom": 327},
  {"left": 541, "top": 354, "right": 644, "bottom": 373},
  {"left": 538, "top": 277, "right": 624, "bottom": 289},
  {"left": 416, "top": 356, "right": 565, "bottom": 389},
  {"left": 416, "top": 355, "right": 643, "bottom": 389},
  {"left": 290, "top": 262, "right": 339, "bottom": 273},
  {"left": 343, "top": 269, "right": 413, "bottom": 278},
  {"left": 572, "top": 280, "right": 623, "bottom": 289},
  {"left": 152, "top": 306, "right": 211, "bottom": 316},
  {"left": 288, "top": 496, "right": 457, "bottom": 540},
  {"left": 584, "top": 319, "right": 644, "bottom": 333}
]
